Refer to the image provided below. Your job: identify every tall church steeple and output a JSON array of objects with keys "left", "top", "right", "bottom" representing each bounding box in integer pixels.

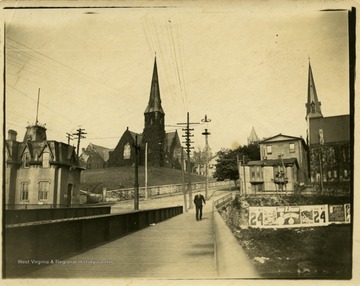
[
  {"left": 142, "top": 57, "right": 166, "bottom": 167},
  {"left": 305, "top": 62, "right": 323, "bottom": 119},
  {"left": 144, "top": 57, "right": 165, "bottom": 115}
]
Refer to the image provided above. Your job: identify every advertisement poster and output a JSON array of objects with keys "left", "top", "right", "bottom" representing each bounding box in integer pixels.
[
  {"left": 328, "top": 204, "right": 346, "bottom": 223},
  {"left": 249, "top": 204, "right": 350, "bottom": 228}
]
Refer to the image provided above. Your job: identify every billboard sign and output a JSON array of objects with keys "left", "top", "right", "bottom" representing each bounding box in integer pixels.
[{"left": 249, "top": 204, "right": 350, "bottom": 228}]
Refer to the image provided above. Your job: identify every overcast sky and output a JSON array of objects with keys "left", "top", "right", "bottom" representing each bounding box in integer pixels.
[{"left": 3, "top": 0, "right": 352, "bottom": 153}]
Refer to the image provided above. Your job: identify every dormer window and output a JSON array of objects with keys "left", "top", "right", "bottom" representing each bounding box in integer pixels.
[{"left": 23, "top": 153, "right": 30, "bottom": 168}]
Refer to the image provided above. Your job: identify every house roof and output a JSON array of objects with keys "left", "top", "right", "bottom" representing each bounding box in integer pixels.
[
  {"left": 309, "top": 115, "right": 350, "bottom": 145},
  {"left": 259, "top": 134, "right": 305, "bottom": 143},
  {"left": 259, "top": 133, "right": 307, "bottom": 149}
]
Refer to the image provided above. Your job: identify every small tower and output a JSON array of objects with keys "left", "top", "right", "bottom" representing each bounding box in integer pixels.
[
  {"left": 23, "top": 88, "right": 47, "bottom": 142},
  {"left": 142, "top": 57, "right": 166, "bottom": 167}
]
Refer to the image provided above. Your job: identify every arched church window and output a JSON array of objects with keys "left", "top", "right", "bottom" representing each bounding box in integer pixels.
[
  {"left": 123, "top": 143, "right": 131, "bottom": 159},
  {"left": 123, "top": 142, "right": 131, "bottom": 159}
]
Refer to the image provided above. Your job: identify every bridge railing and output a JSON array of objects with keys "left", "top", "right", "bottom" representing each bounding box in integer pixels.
[
  {"left": 5, "top": 206, "right": 183, "bottom": 278},
  {"left": 213, "top": 193, "right": 233, "bottom": 208},
  {"left": 5, "top": 205, "right": 112, "bottom": 225}
]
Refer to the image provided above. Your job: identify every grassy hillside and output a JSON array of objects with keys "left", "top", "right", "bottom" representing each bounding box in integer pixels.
[{"left": 80, "top": 166, "right": 209, "bottom": 193}]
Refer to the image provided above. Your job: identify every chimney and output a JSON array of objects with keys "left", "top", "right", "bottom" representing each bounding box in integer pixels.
[{"left": 8, "top": 130, "right": 17, "bottom": 141}]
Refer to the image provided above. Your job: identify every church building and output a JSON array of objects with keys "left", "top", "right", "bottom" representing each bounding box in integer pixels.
[
  {"left": 305, "top": 62, "right": 351, "bottom": 194},
  {"left": 107, "top": 58, "right": 182, "bottom": 169}
]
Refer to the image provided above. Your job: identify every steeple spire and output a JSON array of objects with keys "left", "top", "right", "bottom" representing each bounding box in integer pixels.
[
  {"left": 144, "top": 57, "right": 164, "bottom": 114},
  {"left": 248, "top": 126, "right": 259, "bottom": 145},
  {"left": 305, "top": 61, "right": 323, "bottom": 119}
]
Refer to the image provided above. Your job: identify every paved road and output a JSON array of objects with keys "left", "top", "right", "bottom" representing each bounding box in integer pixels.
[{"left": 26, "top": 189, "right": 259, "bottom": 279}]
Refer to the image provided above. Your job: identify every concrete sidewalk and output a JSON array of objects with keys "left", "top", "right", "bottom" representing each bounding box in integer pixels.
[{"left": 26, "top": 195, "right": 259, "bottom": 279}]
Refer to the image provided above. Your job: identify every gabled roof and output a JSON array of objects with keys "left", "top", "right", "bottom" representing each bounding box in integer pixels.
[
  {"left": 144, "top": 57, "right": 165, "bottom": 114},
  {"left": 87, "top": 143, "right": 113, "bottom": 161},
  {"left": 259, "top": 134, "right": 306, "bottom": 144},
  {"left": 166, "top": 130, "right": 180, "bottom": 150},
  {"left": 129, "top": 130, "right": 143, "bottom": 144}
]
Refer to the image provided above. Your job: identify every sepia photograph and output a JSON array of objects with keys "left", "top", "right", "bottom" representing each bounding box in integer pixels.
[{"left": 1, "top": 0, "right": 357, "bottom": 285}]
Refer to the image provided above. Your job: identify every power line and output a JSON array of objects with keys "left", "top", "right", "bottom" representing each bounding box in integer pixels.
[{"left": 7, "top": 37, "right": 145, "bottom": 104}]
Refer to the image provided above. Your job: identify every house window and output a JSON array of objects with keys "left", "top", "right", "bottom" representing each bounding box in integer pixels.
[
  {"left": 266, "top": 145, "right": 272, "bottom": 155},
  {"left": 20, "top": 182, "right": 29, "bottom": 201},
  {"left": 256, "top": 167, "right": 261, "bottom": 178},
  {"left": 328, "top": 171, "right": 332, "bottom": 179},
  {"left": 251, "top": 166, "right": 262, "bottom": 179},
  {"left": 289, "top": 143, "right": 295, "bottom": 153},
  {"left": 251, "top": 167, "right": 256, "bottom": 179},
  {"left": 42, "top": 152, "right": 50, "bottom": 168},
  {"left": 334, "top": 170, "right": 337, "bottom": 178},
  {"left": 23, "top": 153, "right": 30, "bottom": 168},
  {"left": 123, "top": 143, "right": 131, "bottom": 159},
  {"left": 38, "top": 181, "right": 49, "bottom": 201}
]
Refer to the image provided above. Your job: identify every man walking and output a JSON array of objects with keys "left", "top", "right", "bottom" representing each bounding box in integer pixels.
[{"left": 193, "top": 191, "right": 206, "bottom": 221}]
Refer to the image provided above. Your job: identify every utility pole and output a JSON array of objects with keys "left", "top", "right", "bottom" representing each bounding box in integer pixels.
[
  {"left": 145, "top": 142, "right": 148, "bottom": 200},
  {"left": 72, "top": 128, "right": 87, "bottom": 157},
  {"left": 66, "top": 133, "right": 73, "bottom": 145},
  {"left": 319, "top": 149, "right": 324, "bottom": 195},
  {"left": 133, "top": 135, "right": 141, "bottom": 210},
  {"left": 201, "top": 115, "right": 211, "bottom": 200},
  {"left": 243, "top": 155, "right": 246, "bottom": 196},
  {"left": 181, "top": 146, "right": 188, "bottom": 212},
  {"left": 237, "top": 155, "right": 241, "bottom": 196},
  {"left": 177, "top": 112, "right": 199, "bottom": 209}
]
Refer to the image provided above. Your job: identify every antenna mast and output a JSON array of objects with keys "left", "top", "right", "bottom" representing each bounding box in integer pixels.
[{"left": 35, "top": 88, "right": 40, "bottom": 125}]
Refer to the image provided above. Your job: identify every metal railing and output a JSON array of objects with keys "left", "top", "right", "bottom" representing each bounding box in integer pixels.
[{"left": 213, "top": 193, "right": 233, "bottom": 208}]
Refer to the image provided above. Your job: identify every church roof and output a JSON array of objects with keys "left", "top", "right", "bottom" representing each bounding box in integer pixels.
[
  {"left": 128, "top": 130, "right": 143, "bottom": 144},
  {"left": 86, "top": 143, "right": 113, "bottom": 162},
  {"left": 166, "top": 131, "right": 178, "bottom": 149},
  {"left": 144, "top": 57, "right": 165, "bottom": 114},
  {"left": 306, "top": 62, "right": 323, "bottom": 119},
  {"left": 309, "top": 115, "right": 350, "bottom": 145}
]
